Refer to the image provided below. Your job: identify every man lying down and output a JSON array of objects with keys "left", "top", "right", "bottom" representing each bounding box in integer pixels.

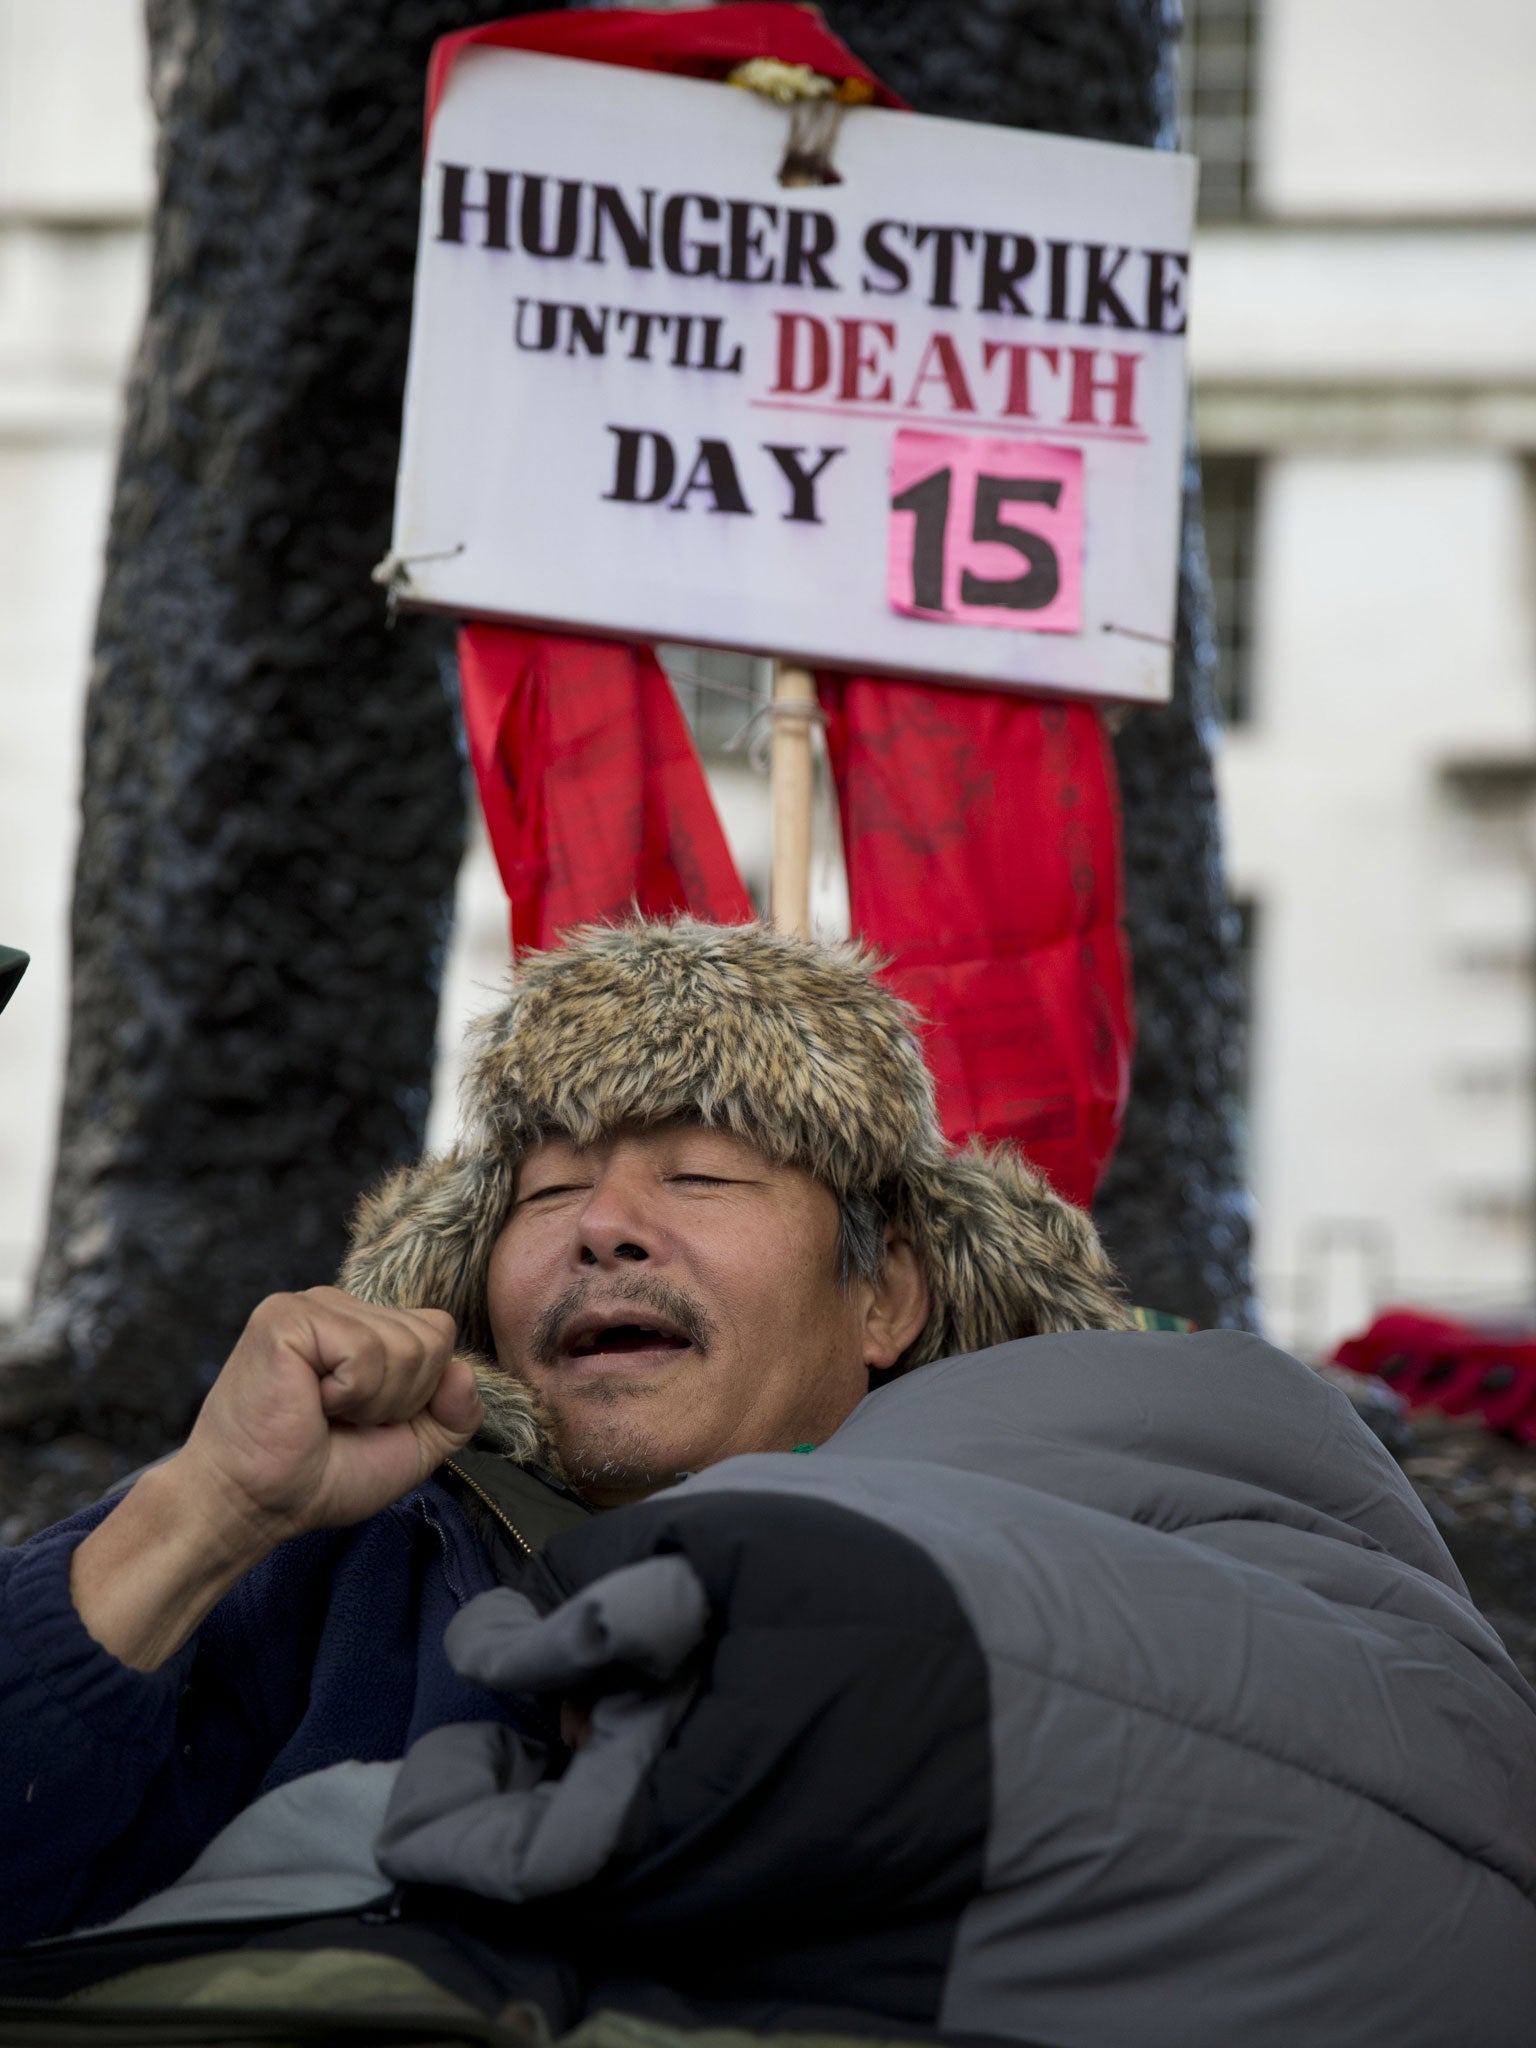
[{"left": 1, "top": 919, "right": 1533, "bottom": 2048}]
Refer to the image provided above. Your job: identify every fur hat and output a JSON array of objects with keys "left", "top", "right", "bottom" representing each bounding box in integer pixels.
[{"left": 340, "top": 918, "right": 1129, "bottom": 1456}]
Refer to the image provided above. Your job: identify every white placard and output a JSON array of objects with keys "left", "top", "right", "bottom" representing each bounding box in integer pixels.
[{"left": 392, "top": 49, "right": 1196, "bottom": 703}]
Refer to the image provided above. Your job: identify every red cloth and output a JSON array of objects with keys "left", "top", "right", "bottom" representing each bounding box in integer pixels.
[
  {"left": 434, "top": 7, "right": 1134, "bottom": 1202},
  {"left": 819, "top": 678, "right": 1132, "bottom": 1205},
  {"left": 1332, "top": 1307, "right": 1536, "bottom": 1444},
  {"left": 459, "top": 624, "right": 752, "bottom": 951}
]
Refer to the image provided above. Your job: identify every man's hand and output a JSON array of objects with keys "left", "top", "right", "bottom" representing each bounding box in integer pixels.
[
  {"left": 179, "top": 1289, "right": 482, "bottom": 1543},
  {"left": 70, "top": 1290, "right": 484, "bottom": 1672}
]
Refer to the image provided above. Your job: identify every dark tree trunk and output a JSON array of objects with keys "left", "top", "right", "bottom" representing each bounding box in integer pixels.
[
  {"left": 822, "top": 0, "right": 1257, "bottom": 1330},
  {"left": 0, "top": 0, "right": 560, "bottom": 1527},
  {"left": 1095, "top": 449, "right": 1258, "bottom": 1329}
]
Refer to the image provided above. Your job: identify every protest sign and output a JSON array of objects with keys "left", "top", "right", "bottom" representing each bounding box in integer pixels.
[{"left": 391, "top": 48, "right": 1196, "bottom": 703}]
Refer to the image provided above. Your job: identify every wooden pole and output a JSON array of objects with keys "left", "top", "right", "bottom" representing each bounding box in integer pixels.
[{"left": 769, "top": 661, "right": 816, "bottom": 938}]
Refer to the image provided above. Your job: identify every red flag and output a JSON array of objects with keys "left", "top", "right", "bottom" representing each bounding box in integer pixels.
[
  {"left": 819, "top": 677, "right": 1133, "bottom": 1205},
  {"left": 459, "top": 624, "right": 752, "bottom": 953}
]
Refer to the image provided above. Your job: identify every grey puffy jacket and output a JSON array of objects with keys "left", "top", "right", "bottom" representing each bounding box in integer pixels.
[{"left": 375, "top": 1330, "right": 1536, "bottom": 2047}]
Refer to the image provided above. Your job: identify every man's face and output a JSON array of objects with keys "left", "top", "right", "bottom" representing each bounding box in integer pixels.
[{"left": 486, "top": 1124, "right": 908, "bottom": 1505}]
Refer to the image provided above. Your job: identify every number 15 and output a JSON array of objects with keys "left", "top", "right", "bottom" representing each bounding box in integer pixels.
[
  {"left": 886, "top": 433, "right": 1084, "bottom": 636},
  {"left": 892, "top": 468, "right": 1063, "bottom": 613}
]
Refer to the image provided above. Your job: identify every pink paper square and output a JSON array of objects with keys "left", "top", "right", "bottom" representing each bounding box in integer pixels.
[{"left": 887, "top": 430, "right": 1084, "bottom": 634}]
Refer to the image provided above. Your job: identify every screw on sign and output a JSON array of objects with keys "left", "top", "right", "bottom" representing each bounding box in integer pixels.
[{"left": 886, "top": 430, "right": 1085, "bottom": 634}]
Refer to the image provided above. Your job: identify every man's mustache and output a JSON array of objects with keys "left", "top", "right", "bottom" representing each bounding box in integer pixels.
[{"left": 528, "top": 1274, "right": 715, "bottom": 1368}]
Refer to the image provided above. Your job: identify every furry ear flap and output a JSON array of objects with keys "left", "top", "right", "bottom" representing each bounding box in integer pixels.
[
  {"left": 465, "top": 1357, "right": 563, "bottom": 1470},
  {"left": 339, "top": 1150, "right": 518, "bottom": 1357},
  {"left": 899, "top": 1142, "right": 1130, "bottom": 1368}
]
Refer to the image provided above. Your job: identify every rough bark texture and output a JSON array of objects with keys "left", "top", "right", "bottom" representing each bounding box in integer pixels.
[
  {"left": 0, "top": 0, "right": 557, "bottom": 1522},
  {"left": 1097, "top": 454, "right": 1258, "bottom": 1327},
  {"left": 820, "top": 0, "right": 1257, "bottom": 1329}
]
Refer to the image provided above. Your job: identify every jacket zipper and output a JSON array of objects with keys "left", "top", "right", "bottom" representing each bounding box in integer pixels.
[
  {"left": 441, "top": 1457, "right": 535, "bottom": 1559},
  {"left": 418, "top": 1494, "right": 468, "bottom": 1604}
]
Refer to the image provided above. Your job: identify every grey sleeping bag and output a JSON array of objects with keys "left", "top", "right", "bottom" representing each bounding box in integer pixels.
[{"left": 380, "top": 1331, "right": 1536, "bottom": 2047}]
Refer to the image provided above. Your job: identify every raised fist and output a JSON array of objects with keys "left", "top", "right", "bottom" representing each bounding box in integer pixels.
[
  {"left": 177, "top": 1287, "right": 483, "bottom": 1547},
  {"left": 71, "top": 1289, "right": 487, "bottom": 1672}
]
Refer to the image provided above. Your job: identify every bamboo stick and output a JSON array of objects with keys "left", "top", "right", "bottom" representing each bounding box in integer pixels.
[{"left": 769, "top": 661, "right": 817, "bottom": 938}]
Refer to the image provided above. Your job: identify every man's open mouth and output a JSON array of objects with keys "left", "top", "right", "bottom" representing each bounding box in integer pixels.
[{"left": 562, "top": 1314, "right": 693, "bottom": 1360}]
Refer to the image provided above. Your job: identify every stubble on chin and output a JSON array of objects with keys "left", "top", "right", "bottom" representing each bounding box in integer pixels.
[{"left": 551, "top": 1376, "right": 693, "bottom": 1496}]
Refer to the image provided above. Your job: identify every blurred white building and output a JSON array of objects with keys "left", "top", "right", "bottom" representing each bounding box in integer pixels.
[
  {"left": 1, "top": 0, "right": 1534, "bottom": 1353},
  {"left": 1186, "top": 0, "right": 1536, "bottom": 1345},
  {"left": 0, "top": 0, "right": 153, "bottom": 1316}
]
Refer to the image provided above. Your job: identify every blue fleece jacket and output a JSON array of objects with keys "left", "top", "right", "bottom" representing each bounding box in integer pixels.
[{"left": 0, "top": 1482, "right": 512, "bottom": 1948}]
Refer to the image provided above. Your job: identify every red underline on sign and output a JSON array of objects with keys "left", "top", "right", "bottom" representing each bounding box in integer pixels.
[{"left": 747, "top": 398, "right": 1149, "bottom": 446}]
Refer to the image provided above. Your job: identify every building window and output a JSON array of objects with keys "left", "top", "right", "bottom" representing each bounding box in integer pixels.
[
  {"left": 1202, "top": 454, "right": 1259, "bottom": 725},
  {"left": 1441, "top": 760, "right": 1536, "bottom": 865},
  {"left": 1179, "top": 0, "right": 1260, "bottom": 221}
]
